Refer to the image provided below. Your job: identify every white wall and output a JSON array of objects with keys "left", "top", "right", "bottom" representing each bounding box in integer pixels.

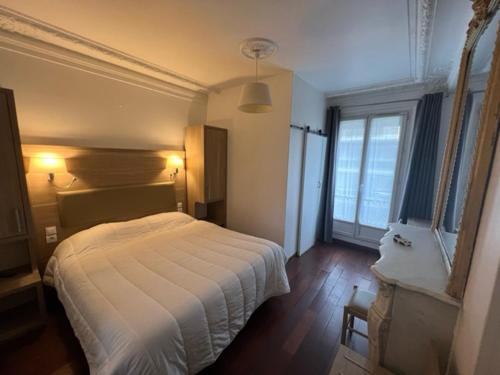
[
  {"left": 451, "top": 141, "right": 500, "bottom": 375},
  {"left": 283, "top": 75, "right": 326, "bottom": 257},
  {"left": 290, "top": 75, "right": 326, "bottom": 132},
  {"left": 206, "top": 72, "right": 294, "bottom": 246},
  {"left": 0, "top": 49, "right": 207, "bottom": 149}
]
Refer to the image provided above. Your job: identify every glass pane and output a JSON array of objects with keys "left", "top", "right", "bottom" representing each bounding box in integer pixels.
[
  {"left": 333, "top": 119, "right": 366, "bottom": 222},
  {"left": 358, "top": 116, "right": 402, "bottom": 229}
]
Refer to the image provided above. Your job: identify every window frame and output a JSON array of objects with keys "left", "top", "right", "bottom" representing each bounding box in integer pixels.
[
  {"left": 340, "top": 101, "right": 418, "bottom": 223},
  {"left": 331, "top": 101, "right": 418, "bottom": 247}
]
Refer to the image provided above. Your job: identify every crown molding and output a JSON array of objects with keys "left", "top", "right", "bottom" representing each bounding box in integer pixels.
[
  {"left": 325, "top": 78, "right": 414, "bottom": 98},
  {"left": 0, "top": 6, "right": 209, "bottom": 101},
  {"left": 415, "top": 0, "right": 437, "bottom": 81},
  {"left": 325, "top": 76, "right": 447, "bottom": 99},
  {"left": 326, "top": 0, "right": 442, "bottom": 99},
  {"left": 407, "top": 0, "right": 438, "bottom": 82},
  {"left": 326, "top": 78, "right": 448, "bottom": 109}
]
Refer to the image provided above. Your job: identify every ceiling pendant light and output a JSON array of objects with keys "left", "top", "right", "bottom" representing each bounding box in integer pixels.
[{"left": 238, "top": 38, "right": 278, "bottom": 114}]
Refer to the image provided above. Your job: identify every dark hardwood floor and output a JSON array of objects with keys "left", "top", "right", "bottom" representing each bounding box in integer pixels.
[{"left": 0, "top": 241, "right": 379, "bottom": 375}]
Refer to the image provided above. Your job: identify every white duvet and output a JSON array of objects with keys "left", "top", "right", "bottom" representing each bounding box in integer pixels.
[{"left": 44, "top": 212, "right": 290, "bottom": 375}]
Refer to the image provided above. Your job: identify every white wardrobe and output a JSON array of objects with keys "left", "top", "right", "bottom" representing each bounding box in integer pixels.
[{"left": 285, "top": 126, "right": 327, "bottom": 257}]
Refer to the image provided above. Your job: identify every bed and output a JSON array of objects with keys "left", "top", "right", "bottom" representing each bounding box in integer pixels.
[{"left": 43, "top": 183, "right": 290, "bottom": 375}]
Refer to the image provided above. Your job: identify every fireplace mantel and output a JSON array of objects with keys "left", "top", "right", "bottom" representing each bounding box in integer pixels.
[{"left": 368, "top": 223, "right": 460, "bottom": 375}]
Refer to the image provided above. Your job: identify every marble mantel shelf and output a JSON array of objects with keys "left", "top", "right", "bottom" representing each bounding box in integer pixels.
[{"left": 371, "top": 223, "right": 460, "bottom": 306}]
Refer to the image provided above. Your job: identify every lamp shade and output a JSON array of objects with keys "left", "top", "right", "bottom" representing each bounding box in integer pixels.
[{"left": 238, "top": 82, "right": 272, "bottom": 113}]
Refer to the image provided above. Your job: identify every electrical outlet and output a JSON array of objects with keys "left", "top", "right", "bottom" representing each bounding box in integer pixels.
[
  {"left": 45, "top": 226, "right": 57, "bottom": 235},
  {"left": 46, "top": 234, "right": 58, "bottom": 243},
  {"left": 177, "top": 201, "right": 183, "bottom": 212}
]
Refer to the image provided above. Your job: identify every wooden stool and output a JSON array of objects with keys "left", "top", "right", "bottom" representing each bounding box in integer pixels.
[{"left": 341, "top": 285, "right": 376, "bottom": 345}]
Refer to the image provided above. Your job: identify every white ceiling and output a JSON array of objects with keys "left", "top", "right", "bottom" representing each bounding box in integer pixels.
[{"left": 0, "top": 0, "right": 473, "bottom": 96}]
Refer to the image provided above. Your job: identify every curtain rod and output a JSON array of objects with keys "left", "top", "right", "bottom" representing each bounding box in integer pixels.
[
  {"left": 335, "top": 98, "right": 420, "bottom": 109},
  {"left": 336, "top": 88, "right": 485, "bottom": 109},
  {"left": 290, "top": 124, "right": 327, "bottom": 137}
]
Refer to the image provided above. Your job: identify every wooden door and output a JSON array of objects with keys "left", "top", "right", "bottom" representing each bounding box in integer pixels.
[
  {"left": 0, "top": 90, "right": 26, "bottom": 238},
  {"left": 204, "top": 126, "right": 227, "bottom": 202}
]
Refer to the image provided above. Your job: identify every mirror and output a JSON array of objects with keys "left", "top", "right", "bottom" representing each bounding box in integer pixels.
[{"left": 439, "top": 11, "right": 499, "bottom": 264}]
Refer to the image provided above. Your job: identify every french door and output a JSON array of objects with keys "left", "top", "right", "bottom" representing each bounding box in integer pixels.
[{"left": 332, "top": 113, "right": 406, "bottom": 246}]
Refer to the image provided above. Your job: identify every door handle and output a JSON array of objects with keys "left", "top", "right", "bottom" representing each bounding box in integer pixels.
[{"left": 14, "top": 208, "right": 23, "bottom": 233}]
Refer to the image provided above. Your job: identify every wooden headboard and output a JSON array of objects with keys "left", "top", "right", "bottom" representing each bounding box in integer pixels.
[
  {"left": 22, "top": 144, "right": 186, "bottom": 270},
  {"left": 57, "top": 182, "right": 177, "bottom": 229}
]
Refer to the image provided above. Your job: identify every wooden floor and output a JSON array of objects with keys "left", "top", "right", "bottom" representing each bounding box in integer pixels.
[{"left": 0, "top": 241, "right": 379, "bottom": 375}]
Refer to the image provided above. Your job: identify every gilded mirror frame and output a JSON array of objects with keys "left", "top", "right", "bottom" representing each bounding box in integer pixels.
[{"left": 432, "top": 0, "right": 500, "bottom": 299}]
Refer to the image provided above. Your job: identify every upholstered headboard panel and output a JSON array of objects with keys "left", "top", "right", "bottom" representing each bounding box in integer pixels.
[{"left": 56, "top": 182, "right": 177, "bottom": 228}]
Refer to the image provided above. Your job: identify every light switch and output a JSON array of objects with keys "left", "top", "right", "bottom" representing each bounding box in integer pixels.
[{"left": 45, "top": 226, "right": 58, "bottom": 244}]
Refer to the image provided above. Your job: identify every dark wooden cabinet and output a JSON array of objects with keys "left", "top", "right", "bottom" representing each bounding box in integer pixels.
[
  {"left": 0, "top": 88, "right": 46, "bottom": 342},
  {"left": 185, "top": 125, "right": 227, "bottom": 226},
  {"left": 0, "top": 92, "right": 26, "bottom": 238},
  {"left": 203, "top": 126, "right": 227, "bottom": 203}
]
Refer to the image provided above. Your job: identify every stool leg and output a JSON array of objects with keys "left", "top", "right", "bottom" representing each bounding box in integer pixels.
[{"left": 341, "top": 307, "right": 349, "bottom": 345}]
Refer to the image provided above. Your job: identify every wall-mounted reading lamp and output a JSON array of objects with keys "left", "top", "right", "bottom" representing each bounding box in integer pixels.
[
  {"left": 29, "top": 154, "right": 77, "bottom": 189},
  {"left": 166, "top": 155, "right": 184, "bottom": 181}
]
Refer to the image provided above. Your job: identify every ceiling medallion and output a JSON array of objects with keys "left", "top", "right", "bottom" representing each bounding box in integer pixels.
[{"left": 238, "top": 38, "right": 278, "bottom": 114}]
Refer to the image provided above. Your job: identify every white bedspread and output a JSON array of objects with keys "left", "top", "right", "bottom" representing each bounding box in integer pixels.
[{"left": 44, "top": 212, "right": 290, "bottom": 375}]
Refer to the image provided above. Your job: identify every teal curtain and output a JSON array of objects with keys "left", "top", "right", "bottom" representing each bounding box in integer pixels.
[
  {"left": 319, "top": 106, "right": 340, "bottom": 242},
  {"left": 399, "top": 92, "right": 443, "bottom": 223}
]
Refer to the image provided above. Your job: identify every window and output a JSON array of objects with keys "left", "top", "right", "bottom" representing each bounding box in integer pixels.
[
  {"left": 333, "top": 119, "right": 365, "bottom": 223},
  {"left": 333, "top": 114, "right": 404, "bottom": 239},
  {"left": 358, "top": 116, "right": 402, "bottom": 229}
]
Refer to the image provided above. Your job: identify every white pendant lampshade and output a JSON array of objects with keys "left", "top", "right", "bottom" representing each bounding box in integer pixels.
[
  {"left": 238, "top": 81, "right": 272, "bottom": 113},
  {"left": 238, "top": 38, "right": 278, "bottom": 114}
]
